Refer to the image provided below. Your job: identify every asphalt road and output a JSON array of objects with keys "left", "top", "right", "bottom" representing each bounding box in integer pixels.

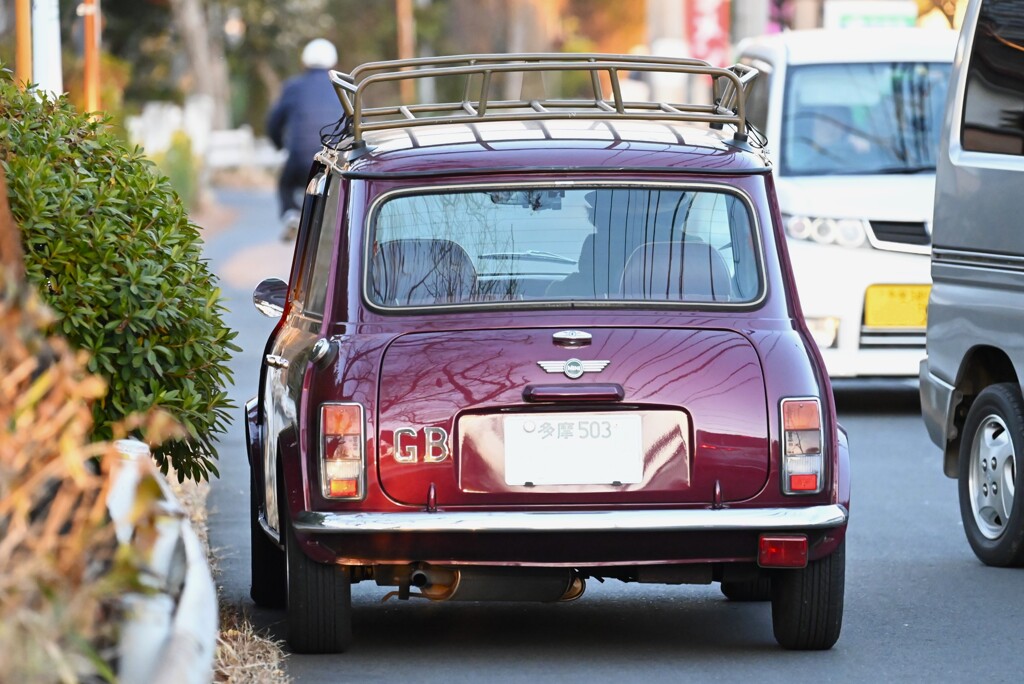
[{"left": 205, "top": 188, "right": 1024, "bottom": 684}]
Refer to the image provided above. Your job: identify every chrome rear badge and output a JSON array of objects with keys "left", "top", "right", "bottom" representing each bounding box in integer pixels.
[{"left": 537, "top": 358, "right": 610, "bottom": 379}]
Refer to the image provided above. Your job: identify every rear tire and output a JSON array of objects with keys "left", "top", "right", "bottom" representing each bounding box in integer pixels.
[
  {"left": 249, "top": 472, "right": 286, "bottom": 609},
  {"left": 283, "top": 493, "right": 353, "bottom": 654},
  {"left": 958, "top": 383, "right": 1024, "bottom": 567},
  {"left": 770, "top": 540, "right": 844, "bottom": 650},
  {"left": 721, "top": 577, "right": 772, "bottom": 601}
]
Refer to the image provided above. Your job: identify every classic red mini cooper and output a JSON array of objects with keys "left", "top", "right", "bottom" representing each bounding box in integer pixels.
[{"left": 246, "top": 54, "right": 850, "bottom": 654}]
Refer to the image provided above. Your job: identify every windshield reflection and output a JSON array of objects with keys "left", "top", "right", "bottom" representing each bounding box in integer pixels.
[{"left": 781, "top": 62, "right": 951, "bottom": 177}]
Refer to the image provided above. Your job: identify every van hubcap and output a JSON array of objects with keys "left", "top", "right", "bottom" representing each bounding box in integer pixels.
[{"left": 970, "top": 415, "right": 1016, "bottom": 540}]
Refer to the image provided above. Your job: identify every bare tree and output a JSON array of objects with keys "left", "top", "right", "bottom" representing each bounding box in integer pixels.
[
  {"left": 0, "top": 165, "right": 24, "bottom": 280},
  {"left": 168, "top": 0, "right": 232, "bottom": 129}
]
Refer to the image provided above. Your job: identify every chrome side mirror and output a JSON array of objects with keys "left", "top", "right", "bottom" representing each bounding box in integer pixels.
[{"left": 253, "top": 277, "right": 287, "bottom": 318}]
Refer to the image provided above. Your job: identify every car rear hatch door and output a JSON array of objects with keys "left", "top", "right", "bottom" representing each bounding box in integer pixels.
[{"left": 377, "top": 328, "right": 769, "bottom": 506}]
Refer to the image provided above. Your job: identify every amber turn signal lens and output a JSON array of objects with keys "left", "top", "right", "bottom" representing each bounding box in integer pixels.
[
  {"left": 323, "top": 404, "right": 361, "bottom": 436},
  {"left": 783, "top": 400, "right": 820, "bottom": 431},
  {"left": 329, "top": 480, "right": 360, "bottom": 498}
]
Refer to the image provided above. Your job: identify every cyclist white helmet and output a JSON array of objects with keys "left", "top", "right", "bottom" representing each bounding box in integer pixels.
[{"left": 301, "top": 39, "right": 338, "bottom": 69}]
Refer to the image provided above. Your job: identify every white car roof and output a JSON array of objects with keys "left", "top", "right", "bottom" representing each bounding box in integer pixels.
[{"left": 738, "top": 28, "right": 957, "bottom": 65}]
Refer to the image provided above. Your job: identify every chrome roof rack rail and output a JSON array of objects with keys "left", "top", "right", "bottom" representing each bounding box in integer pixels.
[{"left": 328, "top": 53, "right": 758, "bottom": 146}]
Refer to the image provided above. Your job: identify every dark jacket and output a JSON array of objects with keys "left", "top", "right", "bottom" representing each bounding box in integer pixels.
[{"left": 266, "top": 68, "right": 343, "bottom": 164}]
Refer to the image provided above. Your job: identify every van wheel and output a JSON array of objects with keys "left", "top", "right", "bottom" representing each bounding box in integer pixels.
[
  {"left": 249, "top": 472, "right": 286, "bottom": 608},
  {"left": 958, "top": 384, "right": 1024, "bottom": 567},
  {"left": 770, "top": 541, "right": 844, "bottom": 650},
  {"left": 720, "top": 577, "right": 772, "bottom": 601},
  {"left": 283, "top": 492, "right": 353, "bottom": 653}
]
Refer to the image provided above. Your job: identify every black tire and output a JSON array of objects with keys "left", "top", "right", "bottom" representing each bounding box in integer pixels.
[
  {"left": 770, "top": 540, "right": 844, "bottom": 650},
  {"left": 958, "top": 383, "right": 1024, "bottom": 567},
  {"left": 721, "top": 576, "right": 772, "bottom": 601},
  {"left": 249, "top": 471, "right": 286, "bottom": 609},
  {"left": 283, "top": 492, "right": 353, "bottom": 654}
]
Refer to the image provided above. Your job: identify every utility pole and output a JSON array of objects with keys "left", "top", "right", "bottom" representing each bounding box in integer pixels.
[
  {"left": 733, "top": 0, "right": 769, "bottom": 44},
  {"left": 396, "top": 0, "right": 415, "bottom": 104},
  {"left": 31, "top": 0, "right": 64, "bottom": 96},
  {"left": 646, "top": 0, "right": 687, "bottom": 103},
  {"left": 80, "top": 0, "right": 101, "bottom": 112},
  {"left": 14, "top": 0, "right": 31, "bottom": 87}
]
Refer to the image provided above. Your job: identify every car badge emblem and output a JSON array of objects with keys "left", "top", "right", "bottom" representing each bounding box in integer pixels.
[
  {"left": 552, "top": 330, "right": 592, "bottom": 347},
  {"left": 537, "top": 358, "right": 610, "bottom": 380}
]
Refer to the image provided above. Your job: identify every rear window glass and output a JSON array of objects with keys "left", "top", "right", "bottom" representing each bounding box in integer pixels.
[{"left": 366, "top": 186, "right": 762, "bottom": 309}]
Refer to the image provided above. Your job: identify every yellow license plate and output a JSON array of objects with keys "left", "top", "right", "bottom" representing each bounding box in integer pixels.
[{"left": 864, "top": 284, "right": 930, "bottom": 329}]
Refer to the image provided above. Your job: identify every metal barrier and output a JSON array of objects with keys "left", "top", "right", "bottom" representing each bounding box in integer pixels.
[{"left": 109, "top": 440, "right": 218, "bottom": 684}]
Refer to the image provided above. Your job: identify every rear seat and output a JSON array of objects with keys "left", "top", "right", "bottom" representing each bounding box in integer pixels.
[{"left": 619, "top": 240, "right": 733, "bottom": 301}]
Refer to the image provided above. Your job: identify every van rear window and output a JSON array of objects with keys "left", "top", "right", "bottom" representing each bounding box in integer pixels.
[{"left": 961, "top": 0, "right": 1024, "bottom": 156}]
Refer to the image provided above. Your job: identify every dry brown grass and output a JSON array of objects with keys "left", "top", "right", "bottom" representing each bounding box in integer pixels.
[
  {"left": 214, "top": 604, "right": 291, "bottom": 684},
  {"left": 0, "top": 276, "right": 131, "bottom": 683},
  {"left": 168, "top": 477, "right": 291, "bottom": 683},
  {"left": 0, "top": 271, "right": 288, "bottom": 683}
]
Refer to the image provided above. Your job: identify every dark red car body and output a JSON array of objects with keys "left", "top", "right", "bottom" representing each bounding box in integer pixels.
[{"left": 245, "top": 54, "right": 850, "bottom": 655}]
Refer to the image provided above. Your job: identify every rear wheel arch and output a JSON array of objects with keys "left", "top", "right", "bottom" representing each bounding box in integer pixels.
[
  {"left": 275, "top": 425, "right": 304, "bottom": 529},
  {"left": 947, "top": 347, "right": 1020, "bottom": 477},
  {"left": 244, "top": 397, "right": 262, "bottom": 470}
]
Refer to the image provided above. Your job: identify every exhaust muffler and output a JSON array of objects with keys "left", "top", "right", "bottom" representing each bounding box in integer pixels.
[{"left": 398, "top": 565, "right": 585, "bottom": 602}]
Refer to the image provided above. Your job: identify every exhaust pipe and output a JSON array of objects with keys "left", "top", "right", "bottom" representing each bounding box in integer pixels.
[{"left": 406, "top": 565, "right": 585, "bottom": 603}]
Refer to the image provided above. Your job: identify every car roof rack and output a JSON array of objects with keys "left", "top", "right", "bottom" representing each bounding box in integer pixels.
[{"left": 329, "top": 53, "right": 758, "bottom": 147}]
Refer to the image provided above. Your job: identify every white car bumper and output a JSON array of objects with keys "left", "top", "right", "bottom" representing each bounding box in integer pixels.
[{"left": 787, "top": 240, "right": 930, "bottom": 378}]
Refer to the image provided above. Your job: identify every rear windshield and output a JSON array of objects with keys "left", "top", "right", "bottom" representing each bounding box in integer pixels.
[
  {"left": 781, "top": 61, "right": 951, "bottom": 176},
  {"left": 366, "top": 186, "right": 762, "bottom": 309}
]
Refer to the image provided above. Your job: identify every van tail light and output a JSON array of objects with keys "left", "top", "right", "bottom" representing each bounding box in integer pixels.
[
  {"left": 781, "top": 398, "right": 824, "bottom": 495},
  {"left": 321, "top": 403, "right": 365, "bottom": 500}
]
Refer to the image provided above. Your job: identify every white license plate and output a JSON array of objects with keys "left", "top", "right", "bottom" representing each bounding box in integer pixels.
[{"left": 504, "top": 413, "right": 643, "bottom": 486}]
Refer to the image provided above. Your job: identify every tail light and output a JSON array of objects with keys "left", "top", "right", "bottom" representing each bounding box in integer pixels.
[
  {"left": 780, "top": 398, "right": 824, "bottom": 495},
  {"left": 321, "top": 403, "right": 365, "bottom": 500},
  {"left": 758, "top": 535, "right": 808, "bottom": 568}
]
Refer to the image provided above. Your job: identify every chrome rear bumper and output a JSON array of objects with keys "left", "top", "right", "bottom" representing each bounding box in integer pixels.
[{"left": 293, "top": 504, "right": 848, "bottom": 534}]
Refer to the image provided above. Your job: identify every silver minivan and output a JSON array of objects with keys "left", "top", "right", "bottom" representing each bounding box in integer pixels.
[{"left": 920, "top": 0, "right": 1024, "bottom": 567}]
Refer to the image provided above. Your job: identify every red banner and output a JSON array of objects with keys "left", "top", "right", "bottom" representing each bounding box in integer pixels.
[{"left": 687, "top": 0, "right": 732, "bottom": 66}]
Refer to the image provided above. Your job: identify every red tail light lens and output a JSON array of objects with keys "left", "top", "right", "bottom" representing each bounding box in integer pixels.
[
  {"left": 789, "top": 473, "right": 819, "bottom": 492},
  {"left": 781, "top": 397, "right": 824, "bottom": 495},
  {"left": 321, "top": 403, "right": 365, "bottom": 500},
  {"left": 758, "top": 535, "right": 808, "bottom": 568}
]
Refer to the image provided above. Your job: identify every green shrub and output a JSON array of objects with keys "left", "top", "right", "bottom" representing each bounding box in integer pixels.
[{"left": 0, "top": 67, "right": 239, "bottom": 481}]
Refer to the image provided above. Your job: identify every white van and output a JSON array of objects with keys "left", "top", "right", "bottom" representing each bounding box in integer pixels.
[
  {"left": 920, "top": 0, "right": 1024, "bottom": 567},
  {"left": 737, "top": 28, "right": 957, "bottom": 379}
]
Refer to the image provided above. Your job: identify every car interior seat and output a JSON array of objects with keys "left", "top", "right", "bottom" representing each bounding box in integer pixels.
[{"left": 619, "top": 240, "right": 733, "bottom": 301}]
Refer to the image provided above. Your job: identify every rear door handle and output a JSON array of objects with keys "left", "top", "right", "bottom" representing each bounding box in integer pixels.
[{"left": 265, "top": 354, "right": 290, "bottom": 369}]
